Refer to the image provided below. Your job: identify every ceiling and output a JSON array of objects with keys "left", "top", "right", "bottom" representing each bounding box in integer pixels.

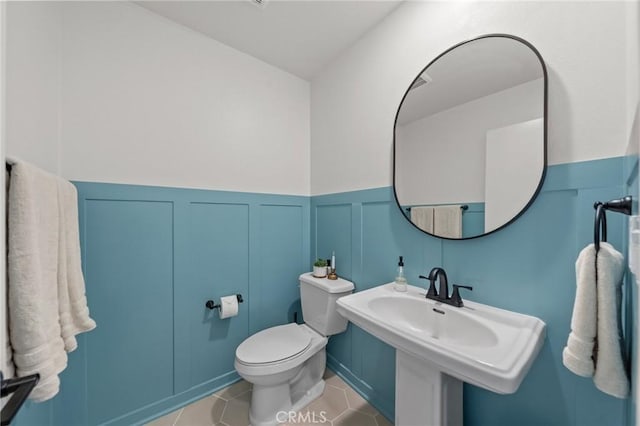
[
  {"left": 137, "top": 0, "right": 403, "bottom": 80},
  {"left": 397, "top": 37, "right": 545, "bottom": 125}
]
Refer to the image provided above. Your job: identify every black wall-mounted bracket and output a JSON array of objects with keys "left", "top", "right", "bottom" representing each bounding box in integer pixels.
[
  {"left": 1, "top": 371, "right": 40, "bottom": 426},
  {"left": 594, "top": 195, "right": 633, "bottom": 216}
]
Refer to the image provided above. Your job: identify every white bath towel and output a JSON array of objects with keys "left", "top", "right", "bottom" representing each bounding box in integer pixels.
[
  {"left": 562, "top": 244, "right": 597, "bottom": 376},
  {"left": 593, "top": 242, "right": 629, "bottom": 398},
  {"left": 3, "top": 170, "right": 15, "bottom": 380},
  {"left": 8, "top": 162, "right": 67, "bottom": 401},
  {"left": 410, "top": 207, "right": 433, "bottom": 233},
  {"left": 56, "top": 177, "right": 96, "bottom": 352},
  {"left": 433, "top": 205, "right": 462, "bottom": 238}
]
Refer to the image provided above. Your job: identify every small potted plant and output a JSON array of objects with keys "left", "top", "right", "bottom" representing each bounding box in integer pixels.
[{"left": 313, "top": 258, "right": 328, "bottom": 278}]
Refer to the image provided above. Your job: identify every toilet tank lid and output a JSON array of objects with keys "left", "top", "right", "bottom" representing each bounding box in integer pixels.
[{"left": 299, "top": 272, "right": 354, "bottom": 293}]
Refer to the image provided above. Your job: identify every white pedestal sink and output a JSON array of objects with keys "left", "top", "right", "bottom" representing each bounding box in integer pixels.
[{"left": 336, "top": 284, "right": 546, "bottom": 426}]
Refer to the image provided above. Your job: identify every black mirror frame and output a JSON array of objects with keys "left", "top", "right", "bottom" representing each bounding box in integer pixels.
[{"left": 392, "top": 33, "right": 548, "bottom": 240}]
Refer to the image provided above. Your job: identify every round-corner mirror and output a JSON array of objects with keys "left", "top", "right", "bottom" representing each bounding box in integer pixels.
[{"left": 393, "top": 34, "right": 547, "bottom": 240}]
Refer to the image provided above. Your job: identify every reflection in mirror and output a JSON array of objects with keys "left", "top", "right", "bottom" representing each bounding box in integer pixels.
[{"left": 393, "top": 35, "right": 547, "bottom": 239}]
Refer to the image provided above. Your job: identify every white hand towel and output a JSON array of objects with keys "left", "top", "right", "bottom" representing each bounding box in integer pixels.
[
  {"left": 410, "top": 207, "right": 433, "bottom": 233},
  {"left": 593, "top": 242, "right": 629, "bottom": 398},
  {"left": 433, "top": 205, "right": 462, "bottom": 238},
  {"left": 562, "top": 244, "right": 597, "bottom": 376},
  {"left": 56, "top": 177, "right": 96, "bottom": 352},
  {"left": 8, "top": 162, "right": 67, "bottom": 402}
]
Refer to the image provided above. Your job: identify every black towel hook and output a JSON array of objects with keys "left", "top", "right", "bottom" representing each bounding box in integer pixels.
[
  {"left": 593, "top": 196, "right": 633, "bottom": 252},
  {"left": 594, "top": 203, "right": 607, "bottom": 252}
]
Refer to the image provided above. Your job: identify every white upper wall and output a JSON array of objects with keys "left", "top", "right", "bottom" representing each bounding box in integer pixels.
[
  {"left": 311, "top": 1, "right": 630, "bottom": 195},
  {"left": 624, "top": 3, "right": 639, "bottom": 424},
  {"left": 6, "top": 2, "right": 61, "bottom": 174},
  {"left": 627, "top": 0, "right": 640, "bottom": 159},
  {"left": 7, "top": 1, "right": 311, "bottom": 195},
  {"left": 6, "top": 1, "right": 634, "bottom": 197}
]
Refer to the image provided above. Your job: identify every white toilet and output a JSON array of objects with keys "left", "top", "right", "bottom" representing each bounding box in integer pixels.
[{"left": 234, "top": 272, "right": 354, "bottom": 426}]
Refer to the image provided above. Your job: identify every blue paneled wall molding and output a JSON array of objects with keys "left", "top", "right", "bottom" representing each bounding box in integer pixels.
[
  {"left": 16, "top": 183, "right": 309, "bottom": 426},
  {"left": 624, "top": 152, "right": 639, "bottom": 426},
  {"left": 14, "top": 157, "right": 632, "bottom": 426},
  {"left": 313, "top": 157, "right": 629, "bottom": 426}
]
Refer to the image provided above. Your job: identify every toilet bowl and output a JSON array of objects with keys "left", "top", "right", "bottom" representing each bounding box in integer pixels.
[{"left": 234, "top": 273, "right": 354, "bottom": 426}]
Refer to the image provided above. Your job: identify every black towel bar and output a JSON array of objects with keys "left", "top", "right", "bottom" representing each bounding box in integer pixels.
[{"left": 405, "top": 205, "right": 469, "bottom": 212}]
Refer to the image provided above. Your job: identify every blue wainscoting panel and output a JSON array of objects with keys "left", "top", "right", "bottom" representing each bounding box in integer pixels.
[
  {"left": 182, "top": 202, "right": 250, "bottom": 389},
  {"left": 463, "top": 202, "right": 485, "bottom": 238},
  {"left": 84, "top": 199, "right": 175, "bottom": 425},
  {"left": 13, "top": 401, "right": 52, "bottom": 426},
  {"left": 314, "top": 203, "right": 354, "bottom": 374},
  {"left": 315, "top": 204, "right": 353, "bottom": 281},
  {"left": 51, "top": 335, "right": 90, "bottom": 426},
  {"left": 625, "top": 152, "right": 639, "bottom": 426},
  {"left": 12, "top": 157, "right": 629, "bottom": 426},
  {"left": 9, "top": 182, "right": 309, "bottom": 426},
  {"left": 315, "top": 158, "right": 629, "bottom": 426},
  {"left": 256, "top": 205, "right": 306, "bottom": 332}
]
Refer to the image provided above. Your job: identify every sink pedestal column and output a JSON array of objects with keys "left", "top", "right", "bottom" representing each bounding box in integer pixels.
[{"left": 396, "top": 350, "right": 462, "bottom": 426}]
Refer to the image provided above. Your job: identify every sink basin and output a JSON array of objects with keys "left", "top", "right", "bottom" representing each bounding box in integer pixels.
[
  {"left": 367, "top": 296, "right": 499, "bottom": 348},
  {"left": 336, "top": 283, "right": 546, "bottom": 394}
]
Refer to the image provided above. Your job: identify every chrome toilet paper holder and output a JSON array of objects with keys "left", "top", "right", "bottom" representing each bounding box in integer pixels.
[{"left": 205, "top": 294, "right": 244, "bottom": 310}]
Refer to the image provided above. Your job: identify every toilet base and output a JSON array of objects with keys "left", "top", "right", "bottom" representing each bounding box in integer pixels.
[
  {"left": 291, "top": 379, "right": 325, "bottom": 413},
  {"left": 249, "top": 379, "right": 325, "bottom": 426},
  {"left": 249, "top": 382, "right": 291, "bottom": 426}
]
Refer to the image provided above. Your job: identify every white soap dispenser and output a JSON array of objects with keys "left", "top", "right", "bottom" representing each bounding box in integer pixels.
[{"left": 394, "top": 256, "right": 407, "bottom": 292}]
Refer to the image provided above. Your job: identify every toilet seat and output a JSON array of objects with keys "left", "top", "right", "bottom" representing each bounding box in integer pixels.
[
  {"left": 235, "top": 324, "right": 327, "bottom": 379},
  {"left": 236, "top": 323, "right": 312, "bottom": 366}
]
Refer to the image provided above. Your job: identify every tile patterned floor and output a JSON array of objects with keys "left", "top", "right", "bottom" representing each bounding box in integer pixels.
[{"left": 146, "top": 370, "right": 393, "bottom": 426}]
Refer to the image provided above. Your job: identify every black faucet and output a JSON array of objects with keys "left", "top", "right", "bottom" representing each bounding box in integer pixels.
[
  {"left": 430, "top": 267, "right": 449, "bottom": 301},
  {"left": 419, "top": 267, "right": 473, "bottom": 307}
]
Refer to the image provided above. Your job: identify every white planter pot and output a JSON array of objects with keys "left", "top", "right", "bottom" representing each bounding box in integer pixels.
[{"left": 312, "top": 266, "right": 327, "bottom": 278}]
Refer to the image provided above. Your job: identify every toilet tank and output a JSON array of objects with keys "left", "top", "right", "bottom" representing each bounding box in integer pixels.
[{"left": 299, "top": 273, "right": 354, "bottom": 336}]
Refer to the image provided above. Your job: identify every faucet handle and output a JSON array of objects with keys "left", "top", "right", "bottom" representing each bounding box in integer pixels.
[
  {"left": 419, "top": 275, "right": 438, "bottom": 298},
  {"left": 450, "top": 285, "right": 473, "bottom": 307}
]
